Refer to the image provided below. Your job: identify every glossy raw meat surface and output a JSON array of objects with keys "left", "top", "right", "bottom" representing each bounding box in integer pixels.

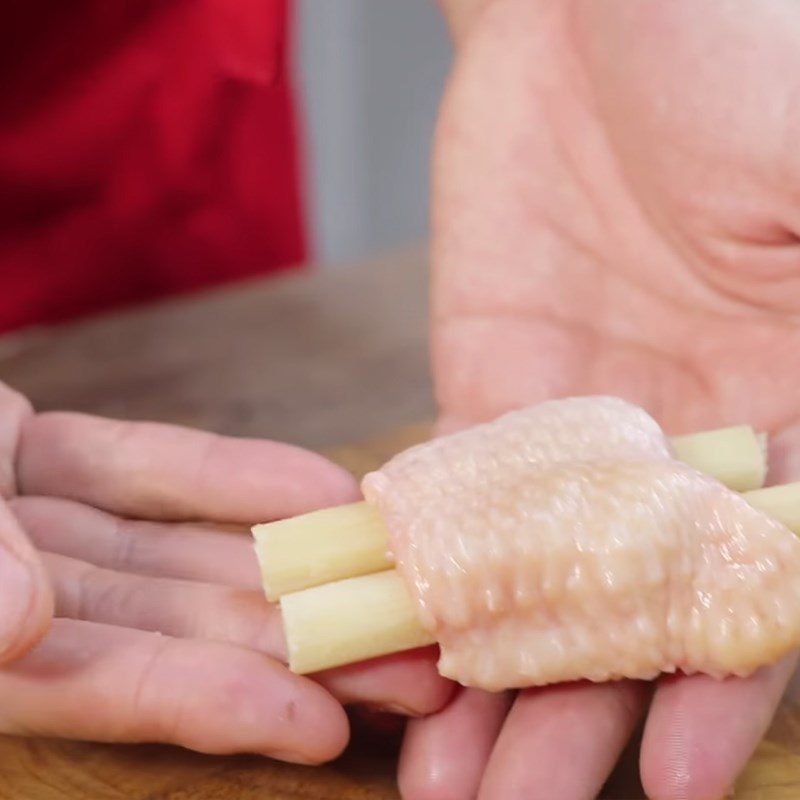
[{"left": 362, "top": 397, "right": 800, "bottom": 691}]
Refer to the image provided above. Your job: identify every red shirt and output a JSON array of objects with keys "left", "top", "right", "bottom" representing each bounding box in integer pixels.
[{"left": 0, "top": 0, "right": 306, "bottom": 333}]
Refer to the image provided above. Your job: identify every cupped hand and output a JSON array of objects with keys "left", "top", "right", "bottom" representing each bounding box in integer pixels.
[
  {"left": 0, "top": 383, "right": 451, "bottom": 764},
  {"left": 404, "top": 1, "right": 800, "bottom": 798}
]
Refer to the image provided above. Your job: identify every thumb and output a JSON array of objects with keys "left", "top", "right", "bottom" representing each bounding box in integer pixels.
[{"left": 0, "top": 499, "right": 52, "bottom": 664}]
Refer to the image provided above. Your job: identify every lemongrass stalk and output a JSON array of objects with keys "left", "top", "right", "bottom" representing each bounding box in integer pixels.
[
  {"left": 280, "top": 570, "right": 434, "bottom": 674},
  {"left": 253, "top": 502, "right": 392, "bottom": 601},
  {"left": 744, "top": 482, "right": 800, "bottom": 534},
  {"left": 671, "top": 425, "right": 766, "bottom": 493}
]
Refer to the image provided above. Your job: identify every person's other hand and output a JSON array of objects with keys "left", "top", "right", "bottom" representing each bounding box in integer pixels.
[
  {"left": 0, "top": 388, "right": 52, "bottom": 664},
  {"left": 0, "top": 383, "right": 451, "bottom": 764},
  {"left": 404, "top": 1, "right": 800, "bottom": 797}
]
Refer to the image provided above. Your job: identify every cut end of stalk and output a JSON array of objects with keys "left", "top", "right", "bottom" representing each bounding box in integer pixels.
[
  {"left": 744, "top": 482, "right": 800, "bottom": 535},
  {"left": 252, "top": 502, "right": 393, "bottom": 601},
  {"left": 280, "top": 570, "right": 435, "bottom": 674},
  {"left": 670, "top": 425, "right": 766, "bottom": 492}
]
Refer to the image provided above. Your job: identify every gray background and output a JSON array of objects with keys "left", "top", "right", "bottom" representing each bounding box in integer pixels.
[{"left": 297, "top": 1, "right": 452, "bottom": 264}]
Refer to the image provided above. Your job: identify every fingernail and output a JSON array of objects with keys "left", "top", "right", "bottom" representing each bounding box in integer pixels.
[{"left": 0, "top": 547, "right": 33, "bottom": 656}]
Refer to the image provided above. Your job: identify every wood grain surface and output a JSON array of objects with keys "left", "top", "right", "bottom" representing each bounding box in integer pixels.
[
  {"left": 0, "top": 250, "right": 798, "bottom": 798},
  {"left": 0, "top": 247, "right": 435, "bottom": 449}
]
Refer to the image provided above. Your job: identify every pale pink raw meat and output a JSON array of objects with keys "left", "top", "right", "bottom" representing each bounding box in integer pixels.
[{"left": 361, "top": 397, "right": 800, "bottom": 691}]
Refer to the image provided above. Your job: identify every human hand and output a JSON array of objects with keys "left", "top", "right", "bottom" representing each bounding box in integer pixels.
[
  {"left": 403, "top": 1, "right": 800, "bottom": 797},
  {"left": 0, "top": 383, "right": 451, "bottom": 764}
]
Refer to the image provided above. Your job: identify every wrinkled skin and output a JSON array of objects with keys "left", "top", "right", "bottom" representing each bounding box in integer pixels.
[
  {"left": 0, "top": 383, "right": 451, "bottom": 763},
  {"left": 401, "top": 1, "right": 800, "bottom": 798}
]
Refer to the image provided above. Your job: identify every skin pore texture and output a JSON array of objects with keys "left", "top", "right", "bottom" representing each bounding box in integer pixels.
[{"left": 402, "top": 1, "right": 800, "bottom": 799}]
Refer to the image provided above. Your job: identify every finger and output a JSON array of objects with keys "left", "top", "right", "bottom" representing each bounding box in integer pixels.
[
  {"left": 17, "top": 412, "right": 359, "bottom": 522},
  {"left": 398, "top": 688, "right": 512, "bottom": 800},
  {"left": 0, "top": 618, "right": 348, "bottom": 763},
  {"left": 41, "top": 551, "right": 287, "bottom": 656},
  {"left": 0, "top": 500, "right": 53, "bottom": 663},
  {"left": 318, "top": 648, "right": 455, "bottom": 717},
  {"left": 13, "top": 496, "right": 261, "bottom": 588},
  {"left": 641, "top": 653, "right": 797, "bottom": 800},
  {"left": 767, "top": 426, "right": 800, "bottom": 485},
  {"left": 478, "top": 680, "right": 649, "bottom": 800},
  {"left": 42, "top": 552, "right": 451, "bottom": 715},
  {"left": 0, "top": 383, "right": 33, "bottom": 498}
]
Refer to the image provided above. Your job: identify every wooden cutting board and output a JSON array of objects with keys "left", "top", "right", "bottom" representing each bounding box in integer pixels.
[{"left": 1, "top": 424, "right": 799, "bottom": 799}]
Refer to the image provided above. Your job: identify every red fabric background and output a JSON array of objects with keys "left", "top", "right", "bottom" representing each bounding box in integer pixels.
[{"left": 0, "top": 0, "right": 306, "bottom": 333}]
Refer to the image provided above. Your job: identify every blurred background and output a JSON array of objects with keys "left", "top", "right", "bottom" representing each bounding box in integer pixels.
[
  {"left": 298, "top": 1, "right": 451, "bottom": 266},
  {"left": 0, "top": 1, "right": 451, "bottom": 333}
]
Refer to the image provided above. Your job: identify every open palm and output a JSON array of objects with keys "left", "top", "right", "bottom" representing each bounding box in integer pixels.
[{"left": 403, "top": 1, "right": 800, "bottom": 798}]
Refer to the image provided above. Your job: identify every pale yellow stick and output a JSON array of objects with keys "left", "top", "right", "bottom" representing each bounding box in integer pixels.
[
  {"left": 280, "top": 570, "right": 435, "bottom": 674},
  {"left": 744, "top": 483, "right": 800, "bottom": 534},
  {"left": 255, "top": 425, "right": 767, "bottom": 600},
  {"left": 671, "top": 425, "right": 766, "bottom": 493},
  {"left": 282, "top": 481, "right": 800, "bottom": 675},
  {"left": 253, "top": 502, "right": 391, "bottom": 601}
]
